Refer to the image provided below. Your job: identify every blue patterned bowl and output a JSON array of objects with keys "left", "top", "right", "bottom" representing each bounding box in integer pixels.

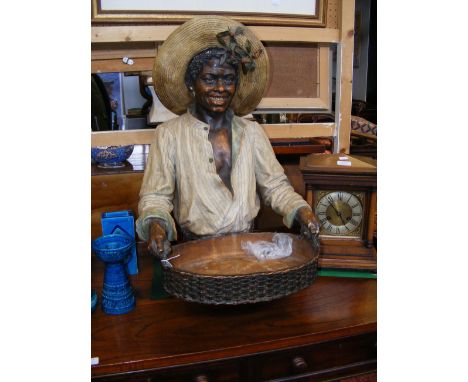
[
  {"left": 92, "top": 234, "right": 134, "bottom": 264},
  {"left": 91, "top": 145, "right": 134, "bottom": 168}
]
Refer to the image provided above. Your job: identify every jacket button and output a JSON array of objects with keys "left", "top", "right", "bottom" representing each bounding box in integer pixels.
[
  {"left": 204, "top": 127, "right": 208, "bottom": 131},
  {"left": 209, "top": 158, "right": 213, "bottom": 163}
]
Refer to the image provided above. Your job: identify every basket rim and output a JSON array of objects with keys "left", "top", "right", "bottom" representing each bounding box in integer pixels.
[
  {"left": 163, "top": 252, "right": 319, "bottom": 279},
  {"left": 164, "top": 232, "right": 319, "bottom": 278}
]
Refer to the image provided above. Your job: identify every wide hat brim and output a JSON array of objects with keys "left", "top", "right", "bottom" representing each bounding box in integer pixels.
[{"left": 153, "top": 15, "right": 269, "bottom": 116}]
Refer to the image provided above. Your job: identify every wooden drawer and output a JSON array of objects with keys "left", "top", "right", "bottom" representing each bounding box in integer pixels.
[
  {"left": 92, "top": 334, "right": 376, "bottom": 382},
  {"left": 250, "top": 333, "right": 376, "bottom": 381},
  {"left": 93, "top": 359, "right": 240, "bottom": 382},
  {"left": 147, "top": 361, "right": 240, "bottom": 382}
]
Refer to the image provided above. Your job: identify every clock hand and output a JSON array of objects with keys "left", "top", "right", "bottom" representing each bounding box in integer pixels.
[
  {"left": 338, "top": 213, "right": 346, "bottom": 225},
  {"left": 327, "top": 199, "right": 342, "bottom": 217},
  {"left": 329, "top": 202, "right": 339, "bottom": 215},
  {"left": 327, "top": 197, "right": 340, "bottom": 214},
  {"left": 328, "top": 199, "right": 347, "bottom": 225}
]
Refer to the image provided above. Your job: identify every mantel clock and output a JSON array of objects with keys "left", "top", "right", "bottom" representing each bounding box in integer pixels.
[{"left": 299, "top": 154, "right": 377, "bottom": 271}]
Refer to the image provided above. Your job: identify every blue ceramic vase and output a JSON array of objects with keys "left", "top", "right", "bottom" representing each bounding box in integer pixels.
[{"left": 92, "top": 234, "right": 136, "bottom": 315}]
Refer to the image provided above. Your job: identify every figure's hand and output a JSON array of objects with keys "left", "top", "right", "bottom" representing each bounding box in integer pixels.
[
  {"left": 295, "top": 207, "right": 320, "bottom": 250},
  {"left": 296, "top": 207, "right": 320, "bottom": 235},
  {"left": 148, "top": 219, "right": 171, "bottom": 260}
]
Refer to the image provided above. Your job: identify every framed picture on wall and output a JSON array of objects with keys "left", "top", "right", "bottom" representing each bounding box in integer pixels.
[
  {"left": 257, "top": 43, "right": 331, "bottom": 112},
  {"left": 91, "top": 0, "right": 327, "bottom": 27}
]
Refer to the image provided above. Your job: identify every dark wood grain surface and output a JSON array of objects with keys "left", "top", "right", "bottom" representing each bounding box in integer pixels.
[{"left": 91, "top": 249, "right": 376, "bottom": 378}]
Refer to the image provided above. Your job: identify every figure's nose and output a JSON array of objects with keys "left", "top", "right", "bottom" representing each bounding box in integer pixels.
[{"left": 214, "top": 79, "right": 226, "bottom": 91}]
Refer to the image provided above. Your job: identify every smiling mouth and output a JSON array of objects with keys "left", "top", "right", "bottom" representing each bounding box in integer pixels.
[{"left": 209, "top": 96, "right": 229, "bottom": 102}]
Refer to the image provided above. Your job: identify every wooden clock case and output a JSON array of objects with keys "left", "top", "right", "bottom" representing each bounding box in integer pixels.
[{"left": 300, "top": 153, "right": 377, "bottom": 271}]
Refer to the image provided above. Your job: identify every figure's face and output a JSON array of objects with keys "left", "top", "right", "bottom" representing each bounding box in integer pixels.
[{"left": 193, "top": 58, "right": 237, "bottom": 114}]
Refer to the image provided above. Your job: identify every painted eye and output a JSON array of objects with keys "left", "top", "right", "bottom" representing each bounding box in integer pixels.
[
  {"left": 223, "top": 76, "right": 235, "bottom": 84},
  {"left": 201, "top": 76, "right": 216, "bottom": 85}
]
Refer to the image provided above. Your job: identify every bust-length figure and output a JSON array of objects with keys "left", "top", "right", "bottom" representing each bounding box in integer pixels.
[{"left": 135, "top": 16, "right": 319, "bottom": 258}]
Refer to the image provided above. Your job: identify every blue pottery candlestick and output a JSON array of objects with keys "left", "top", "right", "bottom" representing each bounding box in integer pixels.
[{"left": 92, "top": 234, "right": 136, "bottom": 315}]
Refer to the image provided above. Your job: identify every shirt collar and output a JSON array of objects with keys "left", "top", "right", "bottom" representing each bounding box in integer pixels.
[
  {"left": 186, "top": 104, "right": 236, "bottom": 131},
  {"left": 184, "top": 105, "right": 245, "bottom": 169}
]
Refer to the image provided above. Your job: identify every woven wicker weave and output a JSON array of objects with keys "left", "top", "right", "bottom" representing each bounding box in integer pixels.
[{"left": 162, "top": 232, "right": 319, "bottom": 305}]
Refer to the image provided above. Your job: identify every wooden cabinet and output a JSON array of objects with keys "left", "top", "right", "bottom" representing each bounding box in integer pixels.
[
  {"left": 250, "top": 334, "right": 376, "bottom": 381},
  {"left": 93, "top": 334, "right": 376, "bottom": 381},
  {"left": 91, "top": 251, "right": 377, "bottom": 381},
  {"left": 97, "top": 360, "right": 240, "bottom": 382}
]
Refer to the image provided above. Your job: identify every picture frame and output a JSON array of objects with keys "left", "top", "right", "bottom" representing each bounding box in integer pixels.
[
  {"left": 91, "top": 0, "right": 327, "bottom": 27},
  {"left": 257, "top": 44, "right": 331, "bottom": 112}
]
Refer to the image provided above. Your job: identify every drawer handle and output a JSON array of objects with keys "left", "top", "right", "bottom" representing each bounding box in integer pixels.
[
  {"left": 291, "top": 356, "right": 308, "bottom": 373},
  {"left": 194, "top": 375, "right": 209, "bottom": 382}
]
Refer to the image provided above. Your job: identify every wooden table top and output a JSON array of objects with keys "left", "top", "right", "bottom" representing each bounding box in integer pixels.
[{"left": 91, "top": 250, "right": 376, "bottom": 378}]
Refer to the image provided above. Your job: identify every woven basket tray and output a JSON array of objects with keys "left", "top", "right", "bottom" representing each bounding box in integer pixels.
[{"left": 162, "top": 232, "right": 319, "bottom": 305}]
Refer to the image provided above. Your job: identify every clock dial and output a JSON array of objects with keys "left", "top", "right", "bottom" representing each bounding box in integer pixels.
[{"left": 315, "top": 191, "right": 364, "bottom": 237}]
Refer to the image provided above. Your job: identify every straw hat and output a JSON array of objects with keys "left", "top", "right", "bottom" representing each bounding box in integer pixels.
[{"left": 153, "top": 15, "right": 269, "bottom": 116}]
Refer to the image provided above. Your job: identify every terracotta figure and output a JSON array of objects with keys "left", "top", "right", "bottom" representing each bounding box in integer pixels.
[{"left": 135, "top": 16, "right": 320, "bottom": 258}]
